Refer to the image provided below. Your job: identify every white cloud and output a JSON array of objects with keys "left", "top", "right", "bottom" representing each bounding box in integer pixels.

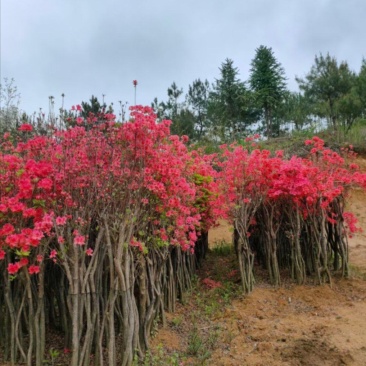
[{"left": 1, "top": 0, "right": 365, "bottom": 114}]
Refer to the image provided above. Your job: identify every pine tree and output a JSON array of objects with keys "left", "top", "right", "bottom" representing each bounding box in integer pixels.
[
  {"left": 209, "top": 59, "right": 249, "bottom": 141},
  {"left": 249, "top": 46, "right": 287, "bottom": 137},
  {"left": 186, "top": 79, "right": 211, "bottom": 139}
]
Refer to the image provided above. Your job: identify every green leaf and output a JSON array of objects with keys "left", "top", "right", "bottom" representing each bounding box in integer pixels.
[
  {"left": 32, "top": 199, "right": 46, "bottom": 208},
  {"left": 16, "top": 249, "right": 30, "bottom": 257}
]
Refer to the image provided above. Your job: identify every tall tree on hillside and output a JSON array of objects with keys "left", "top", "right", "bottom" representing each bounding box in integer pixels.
[
  {"left": 151, "top": 97, "right": 165, "bottom": 120},
  {"left": 166, "top": 82, "right": 183, "bottom": 119},
  {"left": 170, "top": 108, "right": 196, "bottom": 138},
  {"left": 296, "top": 53, "right": 356, "bottom": 131},
  {"left": 282, "top": 91, "right": 314, "bottom": 131},
  {"left": 209, "top": 58, "right": 251, "bottom": 141},
  {"left": 336, "top": 85, "right": 363, "bottom": 132},
  {"left": 249, "top": 45, "right": 287, "bottom": 138},
  {"left": 186, "top": 79, "right": 211, "bottom": 139},
  {"left": 355, "top": 59, "right": 366, "bottom": 118},
  {"left": 155, "top": 82, "right": 196, "bottom": 139},
  {"left": 0, "top": 78, "right": 21, "bottom": 133},
  {"left": 81, "top": 95, "right": 114, "bottom": 119}
]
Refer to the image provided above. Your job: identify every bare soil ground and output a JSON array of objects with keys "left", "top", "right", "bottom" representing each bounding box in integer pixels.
[{"left": 151, "top": 159, "right": 366, "bottom": 366}]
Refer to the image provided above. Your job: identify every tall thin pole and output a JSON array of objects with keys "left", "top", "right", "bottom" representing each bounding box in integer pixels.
[{"left": 133, "top": 80, "right": 138, "bottom": 105}]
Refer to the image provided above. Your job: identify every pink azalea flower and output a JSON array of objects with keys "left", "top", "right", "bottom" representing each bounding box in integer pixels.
[
  {"left": 86, "top": 248, "right": 93, "bottom": 256},
  {"left": 19, "top": 258, "right": 29, "bottom": 267},
  {"left": 56, "top": 216, "right": 67, "bottom": 226},
  {"left": 18, "top": 123, "right": 33, "bottom": 132},
  {"left": 76, "top": 117, "right": 84, "bottom": 125},
  {"left": 28, "top": 265, "right": 40, "bottom": 274},
  {"left": 74, "top": 235, "right": 85, "bottom": 246},
  {"left": 8, "top": 262, "right": 20, "bottom": 274},
  {"left": 36, "top": 255, "right": 43, "bottom": 263},
  {"left": 31, "top": 230, "right": 44, "bottom": 241}
]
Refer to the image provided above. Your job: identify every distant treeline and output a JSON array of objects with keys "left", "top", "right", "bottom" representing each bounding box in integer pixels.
[
  {"left": 2, "top": 46, "right": 366, "bottom": 142},
  {"left": 152, "top": 47, "right": 366, "bottom": 142}
]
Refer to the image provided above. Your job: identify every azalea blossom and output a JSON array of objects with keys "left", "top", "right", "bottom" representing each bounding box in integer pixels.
[
  {"left": 76, "top": 117, "right": 84, "bottom": 125},
  {"left": 28, "top": 265, "right": 40, "bottom": 274},
  {"left": 8, "top": 262, "right": 20, "bottom": 274},
  {"left": 37, "top": 255, "right": 43, "bottom": 262},
  {"left": 19, "top": 258, "right": 29, "bottom": 267},
  {"left": 31, "top": 230, "right": 44, "bottom": 241},
  {"left": 55, "top": 216, "right": 67, "bottom": 226},
  {"left": 38, "top": 178, "right": 53, "bottom": 190},
  {"left": 74, "top": 235, "right": 85, "bottom": 246},
  {"left": 0, "top": 223, "right": 15, "bottom": 235},
  {"left": 18, "top": 123, "right": 33, "bottom": 132},
  {"left": 86, "top": 248, "right": 93, "bottom": 256}
]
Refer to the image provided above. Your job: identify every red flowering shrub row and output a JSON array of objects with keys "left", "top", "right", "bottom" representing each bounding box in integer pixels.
[
  {"left": 218, "top": 136, "right": 366, "bottom": 292},
  {"left": 0, "top": 106, "right": 219, "bottom": 366},
  {"left": 1, "top": 104, "right": 366, "bottom": 365},
  {"left": 0, "top": 107, "right": 218, "bottom": 273}
]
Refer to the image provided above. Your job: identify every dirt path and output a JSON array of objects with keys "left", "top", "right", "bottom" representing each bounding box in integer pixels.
[{"left": 209, "top": 278, "right": 366, "bottom": 365}]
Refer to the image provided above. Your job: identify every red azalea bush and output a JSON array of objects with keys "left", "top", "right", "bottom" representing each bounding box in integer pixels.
[
  {"left": 218, "top": 136, "right": 366, "bottom": 293},
  {"left": 0, "top": 106, "right": 220, "bottom": 366},
  {"left": 1, "top": 102, "right": 366, "bottom": 366}
]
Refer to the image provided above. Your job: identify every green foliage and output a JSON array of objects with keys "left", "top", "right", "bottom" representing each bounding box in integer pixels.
[
  {"left": 170, "top": 315, "right": 183, "bottom": 328},
  {"left": 0, "top": 78, "right": 21, "bottom": 134},
  {"left": 249, "top": 45, "right": 287, "bottom": 137},
  {"left": 154, "top": 82, "right": 196, "bottom": 139},
  {"left": 81, "top": 95, "right": 113, "bottom": 118},
  {"left": 357, "top": 59, "right": 366, "bottom": 107},
  {"left": 186, "top": 325, "right": 220, "bottom": 363},
  {"left": 281, "top": 91, "right": 315, "bottom": 131},
  {"left": 187, "top": 79, "right": 211, "bottom": 139},
  {"left": 43, "top": 348, "right": 60, "bottom": 366},
  {"left": 187, "top": 327, "right": 204, "bottom": 356},
  {"left": 348, "top": 264, "right": 366, "bottom": 280},
  {"left": 171, "top": 108, "right": 196, "bottom": 138},
  {"left": 342, "top": 119, "right": 366, "bottom": 150},
  {"left": 296, "top": 53, "right": 357, "bottom": 131},
  {"left": 133, "top": 344, "right": 183, "bottom": 366},
  {"left": 210, "top": 240, "right": 233, "bottom": 257},
  {"left": 152, "top": 49, "right": 366, "bottom": 141},
  {"left": 209, "top": 58, "right": 256, "bottom": 141}
]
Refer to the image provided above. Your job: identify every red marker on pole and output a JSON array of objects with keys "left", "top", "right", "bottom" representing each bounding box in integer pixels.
[{"left": 133, "top": 80, "right": 138, "bottom": 105}]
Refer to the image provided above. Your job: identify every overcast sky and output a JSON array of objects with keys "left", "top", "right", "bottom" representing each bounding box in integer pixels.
[{"left": 1, "top": 0, "right": 365, "bottom": 118}]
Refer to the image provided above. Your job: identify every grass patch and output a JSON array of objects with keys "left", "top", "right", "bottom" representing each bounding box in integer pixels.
[
  {"left": 142, "top": 243, "right": 240, "bottom": 365},
  {"left": 210, "top": 240, "right": 233, "bottom": 257},
  {"left": 186, "top": 324, "right": 221, "bottom": 364},
  {"left": 348, "top": 264, "right": 366, "bottom": 280},
  {"left": 133, "top": 344, "right": 183, "bottom": 366}
]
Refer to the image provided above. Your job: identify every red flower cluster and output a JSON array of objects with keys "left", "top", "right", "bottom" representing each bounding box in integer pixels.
[
  {"left": 201, "top": 278, "right": 222, "bottom": 289},
  {"left": 0, "top": 106, "right": 219, "bottom": 275}
]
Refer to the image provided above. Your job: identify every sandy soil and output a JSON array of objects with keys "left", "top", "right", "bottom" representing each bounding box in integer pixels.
[{"left": 206, "top": 215, "right": 366, "bottom": 365}]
